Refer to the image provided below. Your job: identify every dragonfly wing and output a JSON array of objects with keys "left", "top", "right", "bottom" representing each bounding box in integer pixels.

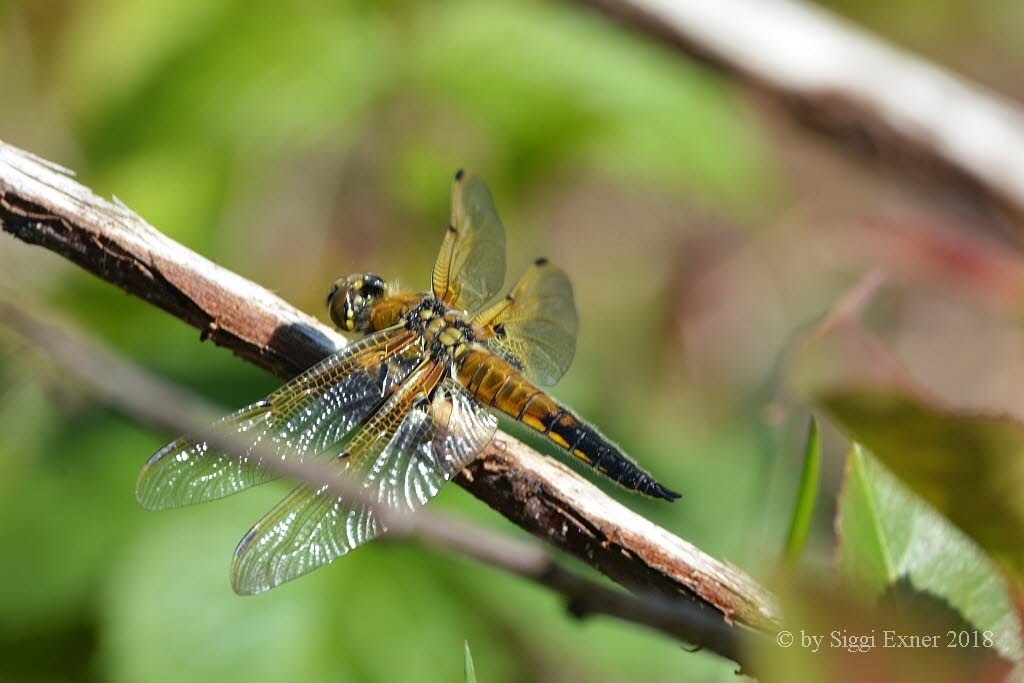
[
  {"left": 230, "top": 375, "right": 497, "bottom": 594},
  {"left": 474, "top": 259, "right": 578, "bottom": 386},
  {"left": 431, "top": 171, "right": 506, "bottom": 314},
  {"left": 136, "top": 326, "right": 419, "bottom": 510}
]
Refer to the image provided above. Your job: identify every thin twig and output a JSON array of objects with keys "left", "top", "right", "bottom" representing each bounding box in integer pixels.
[
  {"left": 807, "top": 268, "right": 887, "bottom": 343},
  {"left": 0, "top": 139, "right": 782, "bottom": 636}
]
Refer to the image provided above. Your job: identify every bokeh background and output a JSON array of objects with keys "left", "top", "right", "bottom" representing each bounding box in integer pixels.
[{"left": 2, "top": 1, "right": 1024, "bottom": 681}]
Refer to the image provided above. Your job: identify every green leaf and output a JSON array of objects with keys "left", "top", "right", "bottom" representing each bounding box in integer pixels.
[
  {"left": 464, "top": 641, "right": 477, "bottom": 683},
  {"left": 837, "top": 445, "right": 1022, "bottom": 664},
  {"left": 781, "top": 418, "right": 821, "bottom": 567}
]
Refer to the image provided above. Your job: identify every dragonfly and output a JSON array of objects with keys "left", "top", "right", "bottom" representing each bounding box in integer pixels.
[{"left": 136, "top": 170, "right": 679, "bottom": 595}]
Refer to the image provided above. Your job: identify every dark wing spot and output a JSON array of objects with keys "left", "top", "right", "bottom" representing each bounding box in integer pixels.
[
  {"left": 454, "top": 168, "right": 465, "bottom": 181},
  {"left": 448, "top": 224, "right": 457, "bottom": 233},
  {"left": 493, "top": 323, "right": 506, "bottom": 337},
  {"left": 534, "top": 257, "right": 549, "bottom": 266}
]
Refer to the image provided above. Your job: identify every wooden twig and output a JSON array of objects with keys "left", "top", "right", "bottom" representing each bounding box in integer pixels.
[
  {"left": 0, "top": 140, "right": 782, "bottom": 638},
  {"left": 574, "top": 0, "right": 1024, "bottom": 234}
]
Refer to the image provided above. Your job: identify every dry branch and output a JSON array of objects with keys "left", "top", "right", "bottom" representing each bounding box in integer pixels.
[
  {"left": 575, "top": 0, "right": 1024, "bottom": 234},
  {"left": 0, "top": 141, "right": 781, "bottom": 637}
]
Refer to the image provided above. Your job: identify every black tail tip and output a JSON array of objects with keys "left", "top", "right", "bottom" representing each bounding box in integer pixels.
[{"left": 651, "top": 483, "right": 682, "bottom": 502}]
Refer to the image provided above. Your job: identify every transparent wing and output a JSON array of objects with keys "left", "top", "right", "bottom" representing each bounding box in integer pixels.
[
  {"left": 135, "top": 326, "right": 419, "bottom": 510},
  {"left": 230, "top": 374, "right": 497, "bottom": 595},
  {"left": 431, "top": 170, "right": 506, "bottom": 314},
  {"left": 473, "top": 259, "right": 578, "bottom": 386}
]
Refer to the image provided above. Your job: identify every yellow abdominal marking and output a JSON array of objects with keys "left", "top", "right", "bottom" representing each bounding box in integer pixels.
[
  {"left": 522, "top": 415, "right": 545, "bottom": 431},
  {"left": 573, "top": 449, "right": 592, "bottom": 464},
  {"left": 548, "top": 432, "right": 569, "bottom": 448}
]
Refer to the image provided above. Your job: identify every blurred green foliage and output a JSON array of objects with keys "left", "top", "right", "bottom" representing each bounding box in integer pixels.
[{"left": 3, "top": 0, "right": 1023, "bottom": 680}]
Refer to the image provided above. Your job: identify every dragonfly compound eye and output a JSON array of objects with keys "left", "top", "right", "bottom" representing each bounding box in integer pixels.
[{"left": 327, "top": 273, "right": 385, "bottom": 335}]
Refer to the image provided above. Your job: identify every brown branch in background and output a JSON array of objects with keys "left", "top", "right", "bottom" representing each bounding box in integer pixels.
[
  {"left": 0, "top": 298, "right": 756, "bottom": 668},
  {"left": 574, "top": 0, "right": 1024, "bottom": 236},
  {"left": 0, "top": 142, "right": 782, "bottom": 637}
]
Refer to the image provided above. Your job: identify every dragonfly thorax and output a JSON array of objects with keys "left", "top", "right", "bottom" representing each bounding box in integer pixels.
[{"left": 406, "top": 298, "right": 474, "bottom": 360}]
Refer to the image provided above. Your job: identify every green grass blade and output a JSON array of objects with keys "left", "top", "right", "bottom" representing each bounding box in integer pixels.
[
  {"left": 464, "top": 641, "right": 477, "bottom": 683},
  {"left": 782, "top": 418, "right": 821, "bottom": 567}
]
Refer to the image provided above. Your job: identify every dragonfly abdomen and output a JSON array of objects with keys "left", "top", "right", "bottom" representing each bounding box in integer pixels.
[
  {"left": 457, "top": 349, "right": 680, "bottom": 502},
  {"left": 527, "top": 402, "right": 680, "bottom": 502}
]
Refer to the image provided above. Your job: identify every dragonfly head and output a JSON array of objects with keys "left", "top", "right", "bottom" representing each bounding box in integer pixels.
[{"left": 327, "top": 273, "right": 386, "bottom": 334}]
